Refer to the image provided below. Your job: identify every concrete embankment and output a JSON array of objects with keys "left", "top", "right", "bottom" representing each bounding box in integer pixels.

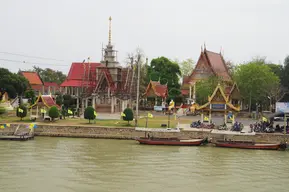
[{"left": 1, "top": 124, "right": 289, "bottom": 142}]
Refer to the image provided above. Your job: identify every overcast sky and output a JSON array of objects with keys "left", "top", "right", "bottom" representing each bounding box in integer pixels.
[{"left": 1, "top": 0, "right": 288, "bottom": 74}]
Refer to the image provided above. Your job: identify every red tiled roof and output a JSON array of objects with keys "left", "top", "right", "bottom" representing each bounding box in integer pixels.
[
  {"left": 189, "top": 49, "right": 231, "bottom": 84},
  {"left": 44, "top": 82, "right": 58, "bottom": 87},
  {"left": 181, "top": 89, "right": 189, "bottom": 95},
  {"left": 61, "top": 80, "right": 82, "bottom": 87},
  {"left": 144, "top": 80, "right": 168, "bottom": 98},
  {"left": 30, "top": 95, "right": 61, "bottom": 109},
  {"left": 66, "top": 62, "right": 104, "bottom": 80},
  {"left": 21, "top": 71, "right": 43, "bottom": 85},
  {"left": 41, "top": 95, "right": 60, "bottom": 109},
  {"left": 61, "top": 62, "right": 104, "bottom": 87},
  {"left": 31, "top": 85, "right": 43, "bottom": 91},
  {"left": 205, "top": 50, "right": 231, "bottom": 81}
]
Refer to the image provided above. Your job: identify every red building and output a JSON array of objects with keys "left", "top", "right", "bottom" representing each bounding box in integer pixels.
[
  {"left": 19, "top": 71, "right": 60, "bottom": 95},
  {"left": 60, "top": 17, "right": 137, "bottom": 113}
]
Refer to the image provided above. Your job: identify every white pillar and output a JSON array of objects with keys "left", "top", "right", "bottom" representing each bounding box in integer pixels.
[
  {"left": 76, "top": 87, "right": 79, "bottom": 96},
  {"left": 76, "top": 98, "right": 79, "bottom": 109},
  {"left": 85, "top": 98, "right": 88, "bottom": 108},
  {"left": 92, "top": 97, "right": 95, "bottom": 109},
  {"left": 111, "top": 97, "right": 115, "bottom": 113},
  {"left": 193, "top": 83, "right": 196, "bottom": 101},
  {"left": 81, "top": 99, "right": 85, "bottom": 115}
]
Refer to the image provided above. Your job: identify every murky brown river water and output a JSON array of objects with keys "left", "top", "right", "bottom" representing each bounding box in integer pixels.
[{"left": 0, "top": 137, "right": 288, "bottom": 192}]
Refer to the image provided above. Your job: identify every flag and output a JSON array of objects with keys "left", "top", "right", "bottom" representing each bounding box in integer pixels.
[
  {"left": 29, "top": 124, "right": 34, "bottom": 129},
  {"left": 148, "top": 113, "right": 153, "bottom": 118},
  {"left": 18, "top": 108, "right": 23, "bottom": 113},
  {"left": 0, "top": 125, "right": 4, "bottom": 129},
  {"left": 121, "top": 112, "right": 126, "bottom": 117},
  {"left": 6, "top": 124, "right": 10, "bottom": 127},
  {"left": 94, "top": 111, "right": 97, "bottom": 116},
  {"left": 68, "top": 109, "right": 73, "bottom": 115},
  {"left": 204, "top": 116, "right": 209, "bottom": 121},
  {"left": 41, "top": 109, "right": 46, "bottom": 113},
  {"left": 168, "top": 100, "right": 175, "bottom": 110},
  {"left": 262, "top": 116, "right": 267, "bottom": 122}
]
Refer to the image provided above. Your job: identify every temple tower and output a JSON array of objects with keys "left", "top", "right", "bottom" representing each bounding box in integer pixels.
[{"left": 101, "top": 16, "right": 121, "bottom": 85}]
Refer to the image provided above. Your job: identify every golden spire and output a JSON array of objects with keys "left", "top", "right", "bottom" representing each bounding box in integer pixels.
[{"left": 109, "top": 16, "right": 112, "bottom": 44}]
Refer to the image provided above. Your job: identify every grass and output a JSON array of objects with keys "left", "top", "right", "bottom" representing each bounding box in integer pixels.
[{"left": 0, "top": 115, "right": 192, "bottom": 128}]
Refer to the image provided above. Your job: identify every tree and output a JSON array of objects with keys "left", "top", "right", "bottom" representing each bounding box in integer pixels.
[
  {"left": 234, "top": 60, "right": 280, "bottom": 112},
  {"left": 25, "top": 89, "right": 36, "bottom": 104},
  {"left": 16, "top": 105, "right": 27, "bottom": 120},
  {"left": 177, "top": 58, "right": 195, "bottom": 77},
  {"left": 195, "top": 76, "right": 225, "bottom": 105},
  {"left": 32, "top": 66, "right": 66, "bottom": 84},
  {"left": 147, "top": 57, "right": 181, "bottom": 92},
  {"left": 84, "top": 106, "right": 95, "bottom": 123},
  {"left": 0, "top": 68, "right": 29, "bottom": 98},
  {"left": 55, "top": 93, "right": 63, "bottom": 106},
  {"left": 225, "top": 60, "right": 235, "bottom": 76},
  {"left": 122, "top": 108, "right": 134, "bottom": 124},
  {"left": 126, "top": 48, "right": 148, "bottom": 98},
  {"left": 281, "top": 56, "right": 289, "bottom": 90},
  {"left": 49, "top": 106, "right": 59, "bottom": 121}
]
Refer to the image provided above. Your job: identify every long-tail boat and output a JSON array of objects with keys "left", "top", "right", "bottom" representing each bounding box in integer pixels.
[
  {"left": 134, "top": 127, "right": 208, "bottom": 146},
  {"left": 214, "top": 140, "right": 283, "bottom": 150}
]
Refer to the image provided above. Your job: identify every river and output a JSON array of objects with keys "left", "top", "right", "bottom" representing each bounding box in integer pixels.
[{"left": 0, "top": 137, "right": 288, "bottom": 192}]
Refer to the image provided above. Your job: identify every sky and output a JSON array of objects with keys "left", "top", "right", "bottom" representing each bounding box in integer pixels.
[{"left": 1, "top": 0, "right": 289, "bottom": 74}]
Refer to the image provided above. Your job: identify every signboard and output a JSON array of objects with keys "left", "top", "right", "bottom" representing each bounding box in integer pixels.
[
  {"left": 211, "top": 104, "right": 225, "bottom": 110},
  {"left": 154, "top": 106, "right": 163, "bottom": 112},
  {"left": 276, "top": 102, "right": 289, "bottom": 113}
]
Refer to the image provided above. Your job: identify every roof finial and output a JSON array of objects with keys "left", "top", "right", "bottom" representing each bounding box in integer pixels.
[
  {"left": 158, "top": 77, "right": 160, "bottom": 83},
  {"left": 204, "top": 42, "right": 206, "bottom": 50},
  {"left": 108, "top": 16, "right": 112, "bottom": 45}
]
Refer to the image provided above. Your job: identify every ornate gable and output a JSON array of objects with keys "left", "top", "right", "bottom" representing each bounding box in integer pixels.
[
  {"left": 208, "top": 83, "right": 228, "bottom": 103},
  {"left": 189, "top": 52, "right": 214, "bottom": 84}
]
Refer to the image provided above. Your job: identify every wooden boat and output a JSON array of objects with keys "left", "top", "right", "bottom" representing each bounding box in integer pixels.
[
  {"left": 214, "top": 140, "right": 282, "bottom": 150},
  {"left": 136, "top": 137, "right": 207, "bottom": 146}
]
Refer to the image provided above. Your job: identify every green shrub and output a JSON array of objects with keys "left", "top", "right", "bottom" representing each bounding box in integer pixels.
[
  {"left": 49, "top": 106, "right": 59, "bottom": 121},
  {"left": 84, "top": 106, "right": 96, "bottom": 123},
  {"left": 123, "top": 108, "right": 134, "bottom": 124},
  {"left": 0, "top": 107, "right": 6, "bottom": 115},
  {"left": 16, "top": 105, "right": 27, "bottom": 120}
]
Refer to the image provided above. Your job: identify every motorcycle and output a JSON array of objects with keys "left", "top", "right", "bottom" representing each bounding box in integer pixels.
[{"left": 231, "top": 122, "right": 243, "bottom": 132}]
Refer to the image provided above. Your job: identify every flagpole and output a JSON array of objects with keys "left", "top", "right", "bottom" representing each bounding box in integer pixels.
[
  {"left": 168, "top": 109, "right": 170, "bottom": 128},
  {"left": 135, "top": 51, "right": 141, "bottom": 127}
]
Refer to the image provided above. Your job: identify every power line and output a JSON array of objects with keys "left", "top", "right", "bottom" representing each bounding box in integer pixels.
[
  {"left": 0, "top": 51, "right": 66, "bottom": 62},
  {"left": 0, "top": 58, "right": 69, "bottom": 67}
]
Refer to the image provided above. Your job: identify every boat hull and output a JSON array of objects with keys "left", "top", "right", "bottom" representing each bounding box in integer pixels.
[
  {"left": 215, "top": 142, "right": 280, "bottom": 150},
  {"left": 136, "top": 138, "right": 205, "bottom": 146}
]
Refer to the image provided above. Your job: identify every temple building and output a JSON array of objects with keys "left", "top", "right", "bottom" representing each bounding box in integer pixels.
[
  {"left": 181, "top": 46, "right": 237, "bottom": 104},
  {"left": 60, "top": 17, "right": 137, "bottom": 113},
  {"left": 19, "top": 71, "right": 60, "bottom": 95},
  {"left": 143, "top": 80, "right": 168, "bottom": 107}
]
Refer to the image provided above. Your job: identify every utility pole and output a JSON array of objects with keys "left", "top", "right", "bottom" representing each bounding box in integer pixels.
[{"left": 135, "top": 52, "right": 141, "bottom": 127}]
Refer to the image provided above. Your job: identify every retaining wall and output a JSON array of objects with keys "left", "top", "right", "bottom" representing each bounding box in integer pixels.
[{"left": 1, "top": 124, "right": 288, "bottom": 142}]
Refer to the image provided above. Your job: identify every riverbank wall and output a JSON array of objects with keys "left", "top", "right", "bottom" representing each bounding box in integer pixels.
[{"left": 1, "top": 124, "right": 289, "bottom": 142}]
